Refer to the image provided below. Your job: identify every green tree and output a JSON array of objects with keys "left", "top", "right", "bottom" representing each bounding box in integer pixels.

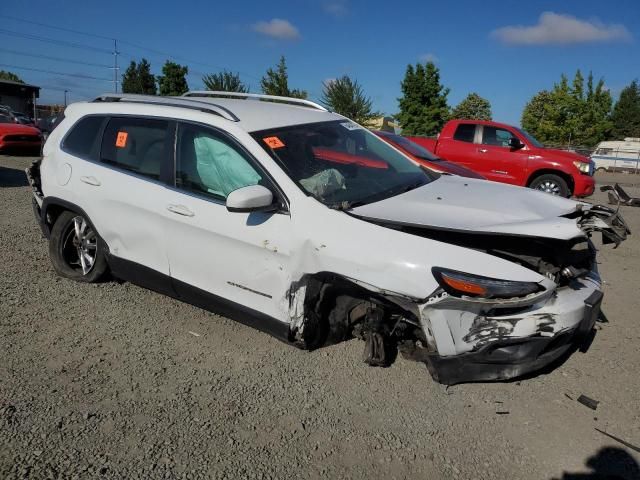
[
  {"left": 0, "top": 70, "right": 24, "bottom": 83},
  {"left": 157, "top": 61, "right": 189, "bottom": 96},
  {"left": 121, "top": 59, "right": 157, "bottom": 95},
  {"left": 611, "top": 80, "right": 640, "bottom": 139},
  {"left": 260, "top": 56, "right": 307, "bottom": 99},
  {"left": 202, "top": 71, "right": 248, "bottom": 93},
  {"left": 320, "top": 75, "right": 379, "bottom": 126},
  {"left": 521, "top": 70, "right": 612, "bottom": 147},
  {"left": 450, "top": 92, "right": 492, "bottom": 120},
  {"left": 396, "top": 61, "right": 449, "bottom": 136}
]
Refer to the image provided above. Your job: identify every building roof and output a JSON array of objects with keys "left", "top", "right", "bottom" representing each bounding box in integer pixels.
[{"left": 0, "top": 79, "right": 41, "bottom": 90}]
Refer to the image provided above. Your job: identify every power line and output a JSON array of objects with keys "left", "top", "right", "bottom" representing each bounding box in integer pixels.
[
  {"left": 0, "top": 48, "right": 112, "bottom": 68},
  {"left": 0, "top": 18, "right": 270, "bottom": 88},
  {"left": 0, "top": 64, "right": 113, "bottom": 82},
  {"left": 0, "top": 29, "right": 113, "bottom": 54},
  {"left": 0, "top": 14, "right": 115, "bottom": 41},
  {"left": 1, "top": 17, "right": 263, "bottom": 83}
]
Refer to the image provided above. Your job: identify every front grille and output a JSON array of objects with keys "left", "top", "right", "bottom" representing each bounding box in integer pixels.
[{"left": 4, "top": 134, "right": 40, "bottom": 142}]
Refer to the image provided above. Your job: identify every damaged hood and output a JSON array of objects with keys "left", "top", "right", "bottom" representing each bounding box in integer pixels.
[{"left": 351, "top": 175, "right": 629, "bottom": 242}]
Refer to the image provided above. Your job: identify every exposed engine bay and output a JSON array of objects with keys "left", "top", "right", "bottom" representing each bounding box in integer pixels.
[{"left": 288, "top": 202, "right": 629, "bottom": 384}]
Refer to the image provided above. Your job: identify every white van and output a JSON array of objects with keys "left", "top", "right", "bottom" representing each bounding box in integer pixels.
[{"left": 591, "top": 138, "right": 640, "bottom": 172}]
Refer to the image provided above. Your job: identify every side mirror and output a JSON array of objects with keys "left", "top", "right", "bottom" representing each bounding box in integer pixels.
[
  {"left": 509, "top": 137, "right": 525, "bottom": 150},
  {"left": 226, "top": 185, "right": 276, "bottom": 213}
]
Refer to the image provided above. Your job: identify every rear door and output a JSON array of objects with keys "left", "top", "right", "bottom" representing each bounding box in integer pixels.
[
  {"left": 67, "top": 115, "right": 175, "bottom": 292},
  {"left": 476, "top": 125, "right": 529, "bottom": 185},
  {"left": 436, "top": 123, "right": 479, "bottom": 171},
  {"left": 163, "top": 121, "right": 293, "bottom": 325}
]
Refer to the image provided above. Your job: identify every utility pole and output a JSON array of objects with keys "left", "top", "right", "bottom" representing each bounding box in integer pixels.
[
  {"left": 64, "top": 89, "right": 68, "bottom": 106},
  {"left": 113, "top": 39, "right": 120, "bottom": 93}
]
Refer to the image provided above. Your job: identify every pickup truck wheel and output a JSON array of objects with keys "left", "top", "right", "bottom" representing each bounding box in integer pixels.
[
  {"left": 529, "top": 174, "right": 569, "bottom": 197},
  {"left": 48, "top": 211, "right": 107, "bottom": 282}
]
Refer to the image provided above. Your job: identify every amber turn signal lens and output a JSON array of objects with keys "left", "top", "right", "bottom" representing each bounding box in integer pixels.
[{"left": 441, "top": 273, "right": 488, "bottom": 296}]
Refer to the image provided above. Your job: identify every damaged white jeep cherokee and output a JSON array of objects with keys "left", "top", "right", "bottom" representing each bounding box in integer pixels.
[{"left": 26, "top": 92, "right": 630, "bottom": 385}]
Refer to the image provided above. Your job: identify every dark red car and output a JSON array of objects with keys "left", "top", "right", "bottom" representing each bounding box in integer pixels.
[
  {"left": 408, "top": 120, "right": 595, "bottom": 197},
  {"left": 373, "top": 131, "right": 486, "bottom": 179},
  {"left": 0, "top": 121, "right": 43, "bottom": 155}
]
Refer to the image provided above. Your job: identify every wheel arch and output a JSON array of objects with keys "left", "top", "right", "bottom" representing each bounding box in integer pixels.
[
  {"left": 288, "top": 271, "right": 421, "bottom": 350},
  {"left": 526, "top": 169, "right": 574, "bottom": 195},
  {"left": 41, "top": 197, "right": 101, "bottom": 239}
]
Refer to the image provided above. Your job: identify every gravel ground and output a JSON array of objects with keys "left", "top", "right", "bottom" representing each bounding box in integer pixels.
[{"left": 1, "top": 155, "right": 639, "bottom": 480}]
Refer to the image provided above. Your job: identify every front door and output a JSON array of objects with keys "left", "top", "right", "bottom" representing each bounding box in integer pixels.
[
  {"left": 163, "top": 122, "right": 293, "bottom": 327},
  {"left": 475, "top": 125, "right": 529, "bottom": 185}
]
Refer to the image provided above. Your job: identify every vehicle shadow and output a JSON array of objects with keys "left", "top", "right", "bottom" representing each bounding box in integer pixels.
[
  {"left": 0, "top": 165, "right": 28, "bottom": 187},
  {"left": 553, "top": 447, "right": 640, "bottom": 479}
]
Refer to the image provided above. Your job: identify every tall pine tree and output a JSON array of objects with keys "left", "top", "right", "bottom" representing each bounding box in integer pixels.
[
  {"left": 260, "top": 56, "right": 307, "bottom": 99},
  {"left": 157, "top": 61, "right": 189, "bottom": 96},
  {"left": 611, "top": 80, "right": 640, "bottom": 139},
  {"left": 121, "top": 59, "right": 157, "bottom": 95},
  {"left": 396, "top": 61, "right": 449, "bottom": 136}
]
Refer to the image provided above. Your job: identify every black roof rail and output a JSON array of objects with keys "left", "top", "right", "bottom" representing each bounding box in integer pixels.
[{"left": 93, "top": 94, "right": 240, "bottom": 122}]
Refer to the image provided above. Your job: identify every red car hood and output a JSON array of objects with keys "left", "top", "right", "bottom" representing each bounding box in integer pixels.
[
  {"left": 530, "top": 147, "right": 589, "bottom": 163},
  {"left": 0, "top": 123, "right": 41, "bottom": 135}
]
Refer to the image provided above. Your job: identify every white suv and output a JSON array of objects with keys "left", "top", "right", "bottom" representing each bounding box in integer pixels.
[{"left": 26, "top": 92, "right": 629, "bottom": 384}]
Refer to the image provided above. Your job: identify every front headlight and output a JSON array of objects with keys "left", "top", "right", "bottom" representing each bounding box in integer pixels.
[
  {"left": 432, "top": 267, "right": 542, "bottom": 299},
  {"left": 573, "top": 160, "right": 590, "bottom": 174}
]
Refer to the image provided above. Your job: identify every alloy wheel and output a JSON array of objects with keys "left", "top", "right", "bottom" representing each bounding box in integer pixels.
[
  {"left": 61, "top": 216, "right": 97, "bottom": 275},
  {"left": 535, "top": 180, "right": 561, "bottom": 195}
]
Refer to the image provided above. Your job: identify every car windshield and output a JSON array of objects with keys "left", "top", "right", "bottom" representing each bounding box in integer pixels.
[
  {"left": 380, "top": 133, "right": 440, "bottom": 161},
  {"left": 515, "top": 128, "right": 544, "bottom": 148},
  {"left": 252, "top": 120, "right": 434, "bottom": 209}
]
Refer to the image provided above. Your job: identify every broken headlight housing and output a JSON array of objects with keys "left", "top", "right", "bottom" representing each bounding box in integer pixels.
[{"left": 432, "top": 268, "right": 543, "bottom": 299}]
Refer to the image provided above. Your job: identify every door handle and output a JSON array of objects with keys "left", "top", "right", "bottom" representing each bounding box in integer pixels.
[
  {"left": 491, "top": 169, "right": 508, "bottom": 175},
  {"left": 167, "top": 204, "right": 195, "bottom": 217},
  {"left": 80, "top": 176, "right": 101, "bottom": 186},
  {"left": 478, "top": 148, "right": 488, "bottom": 153}
]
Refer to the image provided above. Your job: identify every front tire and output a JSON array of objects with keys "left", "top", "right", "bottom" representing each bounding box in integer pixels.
[
  {"left": 529, "top": 174, "right": 570, "bottom": 197},
  {"left": 48, "top": 211, "right": 107, "bottom": 282}
]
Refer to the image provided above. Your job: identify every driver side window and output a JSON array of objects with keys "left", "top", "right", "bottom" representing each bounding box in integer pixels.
[
  {"left": 176, "top": 123, "right": 263, "bottom": 200},
  {"left": 482, "top": 127, "right": 515, "bottom": 147}
]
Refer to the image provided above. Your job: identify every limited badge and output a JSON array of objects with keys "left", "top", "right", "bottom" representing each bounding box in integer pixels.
[
  {"left": 263, "top": 136, "right": 285, "bottom": 149},
  {"left": 115, "top": 131, "right": 128, "bottom": 148}
]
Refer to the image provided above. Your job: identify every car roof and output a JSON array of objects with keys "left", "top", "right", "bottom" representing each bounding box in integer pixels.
[
  {"left": 82, "top": 93, "right": 345, "bottom": 133},
  {"left": 191, "top": 96, "right": 344, "bottom": 132}
]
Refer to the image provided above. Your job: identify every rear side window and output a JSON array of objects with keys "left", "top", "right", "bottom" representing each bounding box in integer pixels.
[
  {"left": 100, "top": 117, "right": 170, "bottom": 180},
  {"left": 453, "top": 124, "right": 476, "bottom": 143},
  {"left": 62, "top": 116, "right": 106, "bottom": 159}
]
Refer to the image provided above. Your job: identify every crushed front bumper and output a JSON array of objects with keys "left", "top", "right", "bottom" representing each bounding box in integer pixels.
[{"left": 419, "top": 274, "right": 604, "bottom": 385}]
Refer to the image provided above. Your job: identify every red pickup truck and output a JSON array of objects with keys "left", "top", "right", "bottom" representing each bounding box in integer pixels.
[{"left": 408, "top": 120, "right": 595, "bottom": 197}]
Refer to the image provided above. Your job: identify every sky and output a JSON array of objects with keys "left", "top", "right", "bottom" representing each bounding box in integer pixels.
[{"left": 1, "top": 0, "right": 639, "bottom": 125}]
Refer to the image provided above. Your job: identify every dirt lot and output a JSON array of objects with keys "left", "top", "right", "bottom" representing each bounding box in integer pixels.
[{"left": 1, "top": 155, "right": 639, "bottom": 479}]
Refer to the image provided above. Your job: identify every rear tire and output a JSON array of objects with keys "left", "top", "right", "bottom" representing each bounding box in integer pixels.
[
  {"left": 529, "top": 174, "right": 570, "bottom": 197},
  {"left": 48, "top": 211, "right": 107, "bottom": 282}
]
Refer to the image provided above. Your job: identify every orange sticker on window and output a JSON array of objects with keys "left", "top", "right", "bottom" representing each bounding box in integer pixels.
[
  {"left": 263, "top": 136, "right": 285, "bottom": 149},
  {"left": 115, "top": 131, "right": 128, "bottom": 148}
]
